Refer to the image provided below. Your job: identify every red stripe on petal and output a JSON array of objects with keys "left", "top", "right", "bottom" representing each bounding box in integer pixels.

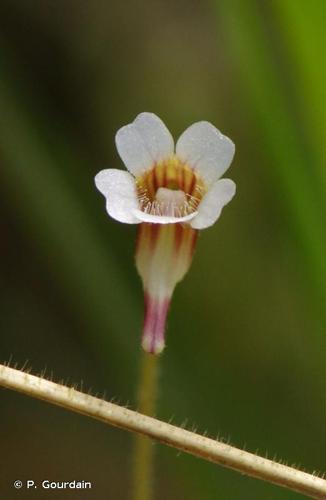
[
  {"left": 163, "top": 163, "right": 168, "bottom": 187},
  {"left": 174, "top": 223, "right": 184, "bottom": 254},
  {"left": 153, "top": 165, "right": 159, "bottom": 192},
  {"left": 149, "top": 223, "right": 161, "bottom": 249},
  {"left": 188, "top": 172, "right": 196, "bottom": 196}
]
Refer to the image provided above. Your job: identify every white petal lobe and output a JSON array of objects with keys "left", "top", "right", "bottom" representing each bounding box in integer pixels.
[
  {"left": 134, "top": 113, "right": 174, "bottom": 162},
  {"left": 190, "top": 179, "right": 236, "bottom": 229},
  {"left": 176, "top": 121, "right": 235, "bottom": 185},
  {"left": 95, "top": 169, "right": 140, "bottom": 224},
  {"left": 133, "top": 209, "right": 198, "bottom": 224},
  {"left": 115, "top": 112, "right": 174, "bottom": 176}
]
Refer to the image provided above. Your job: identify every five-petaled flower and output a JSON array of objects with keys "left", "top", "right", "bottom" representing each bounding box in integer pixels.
[{"left": 95, "top": 112, "right": 236, "bottom": 355}]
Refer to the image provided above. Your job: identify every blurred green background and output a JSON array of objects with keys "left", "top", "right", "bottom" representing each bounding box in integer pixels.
[{"left": 1, "top": 1, "right": 325, "bottom": 499}]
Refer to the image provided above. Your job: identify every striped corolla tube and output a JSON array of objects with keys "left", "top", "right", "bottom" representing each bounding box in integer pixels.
[{"left": 95, "top": 112, "right": 236, "bottom": 354}]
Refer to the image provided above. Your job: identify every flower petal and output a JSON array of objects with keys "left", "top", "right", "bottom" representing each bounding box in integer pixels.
[
  {"left": 115, "top": 112, "right": 174, "bottom": 176},
  {"left": 132, "top": 209, "right": 198, "bottom": 224},
  {"left": 190, "top": 179, "right": 236, "bottom": 229},
  {"left": 176, "top": 121, "right": 235, "bottom": 185},
  {"left": 95, "top": 169, "right": 140, "bottom": 224},
  {"left": 136, "top": 223, "right": 198, "bottom": 354}
]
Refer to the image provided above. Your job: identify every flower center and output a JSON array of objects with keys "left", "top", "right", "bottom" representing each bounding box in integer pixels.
[{"left": 136, "top": 156, "right": 206, "bottom": 217}]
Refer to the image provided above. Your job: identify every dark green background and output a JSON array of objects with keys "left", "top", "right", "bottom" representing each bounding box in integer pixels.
[{"left": 1, "top": 1, "right": 325, "bottom": 499}]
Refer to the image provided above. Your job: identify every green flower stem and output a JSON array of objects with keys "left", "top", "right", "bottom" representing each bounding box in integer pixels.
[{"left": 132, "top": 352, "right": 159, "bottom": 500}]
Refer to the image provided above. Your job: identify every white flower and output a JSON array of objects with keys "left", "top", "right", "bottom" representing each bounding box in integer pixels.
[
  {"left": 95, "top": 112, "right": 236, "bottom": 229},
  {"left": 95, "top": 112, "right": 236, "bottom": 354}
]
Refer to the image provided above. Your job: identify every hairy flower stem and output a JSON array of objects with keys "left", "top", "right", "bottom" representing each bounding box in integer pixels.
[
  {"left": 1, "top": 363, "right": 326, "bottom": 499},
  {"left": 132, "top": 352, "right": 159, "bottom": 500}
]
